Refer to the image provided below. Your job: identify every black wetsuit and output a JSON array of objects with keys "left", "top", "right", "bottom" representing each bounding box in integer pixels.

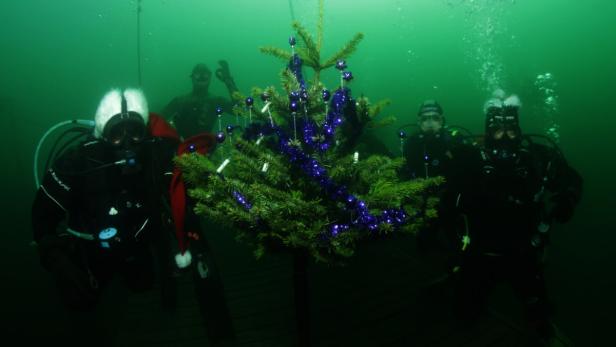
[
  {"left": 448, "top": 140, "right": 583, "bottom": 338},
  {"left": 402, "top": 128, "right": 473, "bottom": 252},
  {"left": 32, "top": 134, "right": 235, "bottom": 343},
  {"left": 32, "top": 136, "right": 178, "bottom": 309},
  {"left": 402, "top": 127, "right": 468, "bottom": 180},
  {"left": 162, "top": 94, "right": 234, "bottom": 139}
]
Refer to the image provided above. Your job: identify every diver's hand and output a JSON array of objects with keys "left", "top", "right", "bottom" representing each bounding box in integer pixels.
[{"left": 215, "top": 60, "right": 233, "bottom": 83}]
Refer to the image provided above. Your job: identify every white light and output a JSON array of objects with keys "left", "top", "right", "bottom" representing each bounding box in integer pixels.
[
  {"left": 216, "top": 158, "right": 231, "bottom": 174},
  {"left": 261, "top": 101, "right": 271, "bottom": 114}
]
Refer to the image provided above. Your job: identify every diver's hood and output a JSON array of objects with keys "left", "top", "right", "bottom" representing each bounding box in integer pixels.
[{"left": 94, "top": 89, "right": 149, "bottom": 139}]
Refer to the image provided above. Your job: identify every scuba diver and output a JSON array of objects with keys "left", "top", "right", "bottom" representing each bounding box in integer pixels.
[
  {"left": 447, "top": 91, "right": 583, "bottom": 346},
  {"left": 400, "top": 100, "right": 470, "bottom": 180},
  {"left": 400, "top": 100, "right": 474, "bottom": 253},
  {"left": 31, "top": 89, "right": 235, "bottom": 346},
  {"left": 162, "top": 61, "right": 239, "bottom": 139}
]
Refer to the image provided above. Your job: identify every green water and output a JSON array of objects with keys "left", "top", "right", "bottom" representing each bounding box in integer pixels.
[{"left": 1, "top": 0, "right": 614, "bottom": 345}]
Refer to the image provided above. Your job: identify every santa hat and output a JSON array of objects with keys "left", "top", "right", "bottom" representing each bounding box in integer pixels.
[
  {"left": 170, "top": 133, "right": 217, "bottom": 269},
  {"left": 483, "top": 89, "right": 522, "bottom": 114},
  {"left": 94, "top": 88, "right": 149, "bottom": 139}
]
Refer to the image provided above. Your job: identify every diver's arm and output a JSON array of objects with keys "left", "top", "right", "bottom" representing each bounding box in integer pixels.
[
  {"left": 31, "top": 169, "right": 75, "bottom": 271},
  {"left": 32, "top": 145, "right": 86, "bottom": 265},
  {"left": 550, "top": 168, "right": 582, "bottom": 223},
  {"left": 31, "top": 186, "right": 66, "bottom": 243},
  {"left": 544, "top": 148, "right": 583, "bottom": 223},
  {"left": 31, "top": 156, "right": 77, "bottom": 243},
  {"left": 32, "top": 171, "right": 95, "bottom": 305},
  {"left": 223, "top": 78, "right": 239, "bottom": 99},
  {"left": 215, "top": 60, "right": 239, "bottom": 98}
]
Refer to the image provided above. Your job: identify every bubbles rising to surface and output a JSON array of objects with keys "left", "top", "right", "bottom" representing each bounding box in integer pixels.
[{"left": 535, "top": 72, "right": 561, "bottom": 142}]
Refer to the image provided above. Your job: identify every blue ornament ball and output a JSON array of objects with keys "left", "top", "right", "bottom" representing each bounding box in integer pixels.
[
  {"left": 289, "top": 101, "right": 299, "bottom": 112},
  {"left": 336, "top": 60, "right": 347, "bottom": 70},
  {"left": 245, "top": 97, "right": 254, "bottom": 107},
  {"left": 331, "top": 224, "right": 341, "bottom": 236},
  {"left": 342, "top": 71, "right": 354, "bottom": 81},
  {"left": 398, "top": 130, "right": 407, "bottom": 139},
  {"left": 345, "top": 194, "right": 358, "bottom": 208},
  {"left": 226, "top": 125, "right": 234, "bottom": 134},
  {"left": 216, "top": 132, "right": 226, "bottom": 143},
  {"left": 322, "top": 89, "right": 331, "bottom": 101},
  {"left": 289, "top": 35, "right": 296, "bottom": 46},
  {"left": 215, "top": 106, "right": 223, "bottom": 116}
]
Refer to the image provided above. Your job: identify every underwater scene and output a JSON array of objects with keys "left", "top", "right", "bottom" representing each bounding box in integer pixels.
[{"left": 1, "top": 0, "right": 615, "bottom": 346}]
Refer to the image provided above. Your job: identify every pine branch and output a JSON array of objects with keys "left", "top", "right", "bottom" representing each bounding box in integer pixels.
[
  {"left": 296, "top": 47, "right": 320, "bottom": 70},
  {"left": 174, "top": 154, "right": 216, "bottom": 186},
  {"left": 281, "top": 68, "right": 301, "bottom": 93},
  {"left": 292, "top": 21, "right": 320, "bottom": 70},
  {"left": 260, "top": 46, "right": 293, "bottom": 61},
  {"left": 369, "top": 99, "right": 392, "bottom": 118},
  {"left": 367, "top": 116, "right": 397, "bottom": 129},
  {"left": 323, "top": 32, "right": 365, "bottom": 68},
  {"left": 231, "top": 91, "right": 245, "bottom": 104}
]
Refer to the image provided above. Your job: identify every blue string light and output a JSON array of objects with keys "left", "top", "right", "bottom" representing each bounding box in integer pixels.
[{"left": 230, "top": 48, "right": 411, "bottom": 239}]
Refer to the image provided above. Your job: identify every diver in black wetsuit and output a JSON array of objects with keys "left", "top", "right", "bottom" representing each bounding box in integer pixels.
[
  {"left": 162, "top": 62, "right": 239, "bottom": 139},
  {"left": 448, "top": 92, "right": 582, "bottom": 345},
  {"left": 401, "top": 100, "right": 473, "bottom": 253},
  {"left": 401, "top": 100, "right": 469, "bottom": 180},
  {"left": 32, "top": 89, "right": 235, "bottom": 346}
]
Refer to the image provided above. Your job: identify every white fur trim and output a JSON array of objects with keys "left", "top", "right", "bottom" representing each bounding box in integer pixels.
[
  {"left": 492, "top": 88, "right": 506, "bottom": 99},
  {"left": 95, "top": 89, "right": 121, "bottom": 138},
  {"left": 124, "top": 88, "right": 149, "bottom": 124},
  {"left": 175, "top": 250, "right": 192, "bottom": 269},
  {"left": 503, "top": 94, "right": 521, "bottom": 108},
  {"left": 483, "top": 98, "right": 503, "bottom": 114},
  {"left": 94, "top": 88, "right": 149, "bottom": 138}
]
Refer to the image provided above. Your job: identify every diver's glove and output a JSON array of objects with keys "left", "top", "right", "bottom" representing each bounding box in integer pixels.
[{"left": 215, "top": 60, "right": 237, "bottom": 90}]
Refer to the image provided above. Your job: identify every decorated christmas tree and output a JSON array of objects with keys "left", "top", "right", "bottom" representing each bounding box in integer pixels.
[{"left": 176, "top": 2, "right": 443, "bottom": 263}]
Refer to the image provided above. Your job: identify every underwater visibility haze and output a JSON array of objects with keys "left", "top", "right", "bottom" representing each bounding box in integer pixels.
[{"left": 1, "top": 0, "right": 615, "bottom": 345}]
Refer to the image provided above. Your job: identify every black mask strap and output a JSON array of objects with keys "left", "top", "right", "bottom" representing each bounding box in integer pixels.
[{"left": 121, "top": 93, "right": 128, "bottom": 118}]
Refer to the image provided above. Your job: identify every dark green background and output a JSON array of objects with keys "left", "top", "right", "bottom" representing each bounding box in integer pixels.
[{"left": 1, "top": 1, "right": 614, "bottom": 345}]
